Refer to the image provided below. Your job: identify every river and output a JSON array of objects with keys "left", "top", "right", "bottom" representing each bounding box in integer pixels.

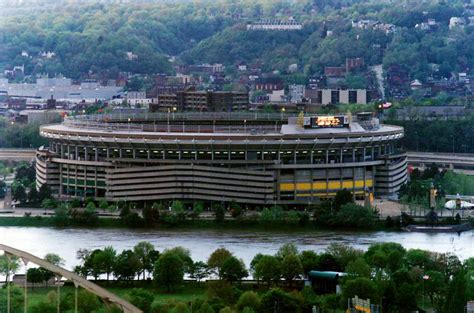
[{"left": 1, "top": 227, "right": 473, "bottom": 271}]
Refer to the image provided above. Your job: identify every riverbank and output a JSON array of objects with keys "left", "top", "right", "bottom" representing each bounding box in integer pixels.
[{"left": 0, "top": 214, "right": 394, "bottom": 232}]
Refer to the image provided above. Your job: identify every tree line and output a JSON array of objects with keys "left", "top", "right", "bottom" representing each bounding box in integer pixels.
[{"left": 1, "top": 240, "right": 472, "bottom": 312}]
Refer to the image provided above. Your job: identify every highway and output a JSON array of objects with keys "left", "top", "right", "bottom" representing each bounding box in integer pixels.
[
  {"left": 0, "top": 148, "right": 36, "bottom": 161},
  {"left": 406, "top": 151, "right": 474, "bottom": 174}
]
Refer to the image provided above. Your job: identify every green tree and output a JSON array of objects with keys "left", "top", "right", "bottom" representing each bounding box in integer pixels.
[
  {"left": 345, "top": 257, "right": 372, "bottom": 278},
  {"left": 189, "top": 261, "right": 210, "bottom": 283},
  {"left": 280, "top": 253, "right": 303, "bottom": 287},
  {"left": 133, "top": 241, "right": 156, "bottom": 280},
  {"left": 44, "top": 253, "right": 64, "bottom": 266},
  {"left": 208, "top": 248, "right": 233, "bottom": 279},
  {"left": 154, "top": 251, "right": 185, "bottom": 292},
  {"left": 0, "top": 254, "right": 20, "bottom": 282},
  {"left": 166, "top": 247, "right": 193, "bottom": 274},
  {"left": 260, "top": 288, "right": 300, "bottom": 313},
  {"left": 325, "top": 243, "right": 363, "bottom": 269},
  {"left": 333, "top": 189, "right": 353, "bottom": 211},
  {"left": 276, "top": 243, "right": 298, "bottom": 260},
  {"left": 12, "top": 184, "right": 27, "bottom": 203},
  {"left": 96, "top": 246, "right": 117, "bottom": 283},
  {"left": 253, "top": 255, "right": 281, "bottom": 288},
  {"left": 220, "top": 256, "right": 248, "bottom": 284},
  {"left": 237, "top": 291, "right": 261, "bottom": 312},
  {"left": 342, "top": 278, "right": 380, "bottom": 304},
  {"left": 113, "top": 250, "right": 141, "bottom": 283},
  {"left": 214, "top": 203, "right": 225, "bottom": 222},
  {"left": 27, "top": 267, "right": 45, "bottom": 290},
  {"left": 299, "top": 251, "right": 319, "bottom": 277}
]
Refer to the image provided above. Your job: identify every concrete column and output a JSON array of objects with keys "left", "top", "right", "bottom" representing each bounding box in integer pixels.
[{"left": 325, "top": 149, "right": 329, "bottom": 164}]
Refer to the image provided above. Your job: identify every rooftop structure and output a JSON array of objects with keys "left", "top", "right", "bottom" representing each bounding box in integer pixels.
[
  {"left": 0, "top": 82, "right": 123, "bottom": 102},
  {"left": 247, "top": 19, "right": 303, "bottom": 31}
]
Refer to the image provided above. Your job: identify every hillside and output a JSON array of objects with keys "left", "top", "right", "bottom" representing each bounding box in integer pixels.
[{"left": 0, "top": 0, "right": 473, "bottom": 82}]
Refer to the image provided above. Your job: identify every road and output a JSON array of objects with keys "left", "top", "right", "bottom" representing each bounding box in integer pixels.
[
  {"left": 407, "top": 151, "right": 474, "bottom": 173},
  {"left": 0, "top": 148, "right": 36, "bottom": 161}
]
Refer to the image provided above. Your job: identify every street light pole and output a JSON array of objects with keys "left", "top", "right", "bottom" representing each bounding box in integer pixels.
[{"left": 22, "top": 258, "right": 28, "bottom": 313}]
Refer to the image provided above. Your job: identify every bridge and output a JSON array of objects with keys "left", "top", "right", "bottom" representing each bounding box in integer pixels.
[
  {"left": 0, "top": 244, "right": 142, "bottom": 313},
  {"left": 0, "top": 149, "right": 36, "bottom": 161},
  {"left": 407, "top": 151, "right": 474, "bottom": 174}
]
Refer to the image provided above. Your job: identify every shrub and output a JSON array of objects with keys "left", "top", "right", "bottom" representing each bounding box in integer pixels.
[
  {"left": 236, "top": 291, "right": 261, "bottom": 312},
  {"left": 128, "top": 288, "right": 155, "bottom": 312}
]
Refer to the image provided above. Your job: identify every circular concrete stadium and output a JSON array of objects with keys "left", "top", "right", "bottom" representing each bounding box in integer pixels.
[{"left": 36, "top": 112, "right": 407, "bottom": 206}]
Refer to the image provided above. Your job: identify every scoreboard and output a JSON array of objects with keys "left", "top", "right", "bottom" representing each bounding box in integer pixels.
[{"left": 303, "top": 115, "right": 349, "bottom": 129}]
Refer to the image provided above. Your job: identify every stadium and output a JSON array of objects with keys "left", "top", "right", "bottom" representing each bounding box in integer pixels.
[{"left": 36, "top": 112, "right": 407, "bottom": 207}]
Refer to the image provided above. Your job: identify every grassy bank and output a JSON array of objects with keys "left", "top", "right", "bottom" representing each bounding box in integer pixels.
[
  {"left": 0, "top": 215, "right": 393, "bottom": 232},
  {"left": 24, "top": 282, "right": 208, "bottom": 312}
]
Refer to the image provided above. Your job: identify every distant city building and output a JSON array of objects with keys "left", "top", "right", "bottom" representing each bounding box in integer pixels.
[
  {"left": 346, "top": 57, "right": 365, "bottom": 72},
  {"left": 177, "top": 64, "right": 224, "bottom": 75},
  {"left": 0, "top": 81, "right": 123, "bottom": 102},
  {"left": 305, "top": 88, "right": 371, "bottom": 105},
  {"left": 19, "top": 109, "right": 66, "bottom": 124},
  {"left": 289, "top": 84, "right": 305, "bottom": 103},
  {"left": 153, "top": 89, "right": 249, "bottom": 112},
  {"left": 36, "top": 77, "right": 72, "bottom": 87},
  {"left": 324, "top": 67, "right": 346, "bottom": 77},
  {"left": 351, "top": 19, "right": 396, "bottom": 34},
  {"left": 449, "top": 17, "right": 465, "bottom": 29},
  {"left": 254, "top": 77, "right": 284, "bottom": 91},
  {"left": 247, "top": 19, "right": 302, "bottom": 31},
  {"left": 268, "top": 89, "right": 286, "bottom": 103}
]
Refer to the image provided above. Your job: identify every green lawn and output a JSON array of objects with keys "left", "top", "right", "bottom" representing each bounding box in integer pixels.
[{"left": 24, "top": 282, "right": 207, "bottom": 312}]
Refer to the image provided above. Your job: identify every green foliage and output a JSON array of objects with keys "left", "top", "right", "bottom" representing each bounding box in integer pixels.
[
  {"left": 260, "top": 288, "right": 301, "bottom": 313},
  {"left": 113, "top": 249, "right": 141, "bottom": 282},
  {"left": 154, "top": 250, "right": 185, "bottom": 292},
  {"left": 207, "top": 248, "right": 233, "bottom": 279},
  {"left": 299, "top": 250, "right": 319, "bottom": 277},
  {"left": 333, "top": 189, "right": 354, "bottom": 211},
  {"left": 220, "top": 256, "right": 248, "bottom": 283},
  {"left": 0, "top": 286, "right": 24, "bottom": 312},
  {"left": 0, "top": 121, "right": 47, "bottom": 148},
  {"left": 30, "top": 301, "right": 56, "bottom": 313},
  {"left": 280, "top": 253, "right": 303, "bottom": 286},
  {"left": 342, "top": 278, "right": 380, "bottom": 304},
  {"left": 236, "top": 291, "right": 261, "bottom": 312},
  {"left": 214, "top": 204, "right": 225, "bottom": 223},
  {"left": 133, "top": 241, "right": 157, "bottom": 280},
  {"left": 253, "top": 255, "right": 281, "bottom": 287},
  {"left": 206, "top": 280, "right": 237, "bottom": 305},
  {"left": 189, "top": 261, "right": 211, "bottom": 282},
  {"left": 128, "top": 288, "right": 154, "bottom": 313}
]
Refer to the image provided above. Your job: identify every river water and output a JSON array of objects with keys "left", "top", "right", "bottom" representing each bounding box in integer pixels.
[{"left": 1, "top": 227, "right": 473, "bottom": 271}]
